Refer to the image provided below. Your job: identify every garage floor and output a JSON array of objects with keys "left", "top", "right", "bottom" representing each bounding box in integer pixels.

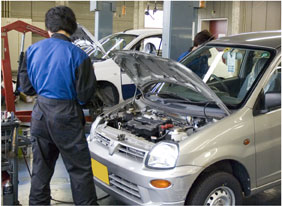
[
  {"left": 18, "top": 156, "right": 280, "bottom": 205},
  {"left": 18, "top": 156, "right": 124, "bottom": 205}
]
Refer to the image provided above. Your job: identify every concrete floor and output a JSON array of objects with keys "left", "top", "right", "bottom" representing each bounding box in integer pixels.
[
  {"left": 18, "top": 155, "right": 280, "bottom": 206},
  {"left": 18, "top": 156, "right": 125, "bottom": 205}
]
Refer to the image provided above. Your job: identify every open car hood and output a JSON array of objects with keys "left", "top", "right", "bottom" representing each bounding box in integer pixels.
[
  {"left": 113, "top": 51, "right": 231, "bottom": 116},
  {"left": 71, "top": 24, "right": 108, "bottom": 57}
]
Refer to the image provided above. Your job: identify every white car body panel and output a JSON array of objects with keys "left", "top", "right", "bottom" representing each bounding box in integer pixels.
[{"left": 94, "top": 29, "right": 162, "bottom": 103}]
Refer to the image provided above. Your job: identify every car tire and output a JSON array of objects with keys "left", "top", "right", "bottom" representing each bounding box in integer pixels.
[
  {"left": 97, "top": 81, "right": 119, "bottom": 106},
  {"left": 185, "top": 172, "right": 243, "bottom": 206}
]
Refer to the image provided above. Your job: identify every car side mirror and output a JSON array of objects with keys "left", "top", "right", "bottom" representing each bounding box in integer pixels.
[
  {"left": 264, "top": 92, "right": 281, "bottom": 110},
  {"left": 254, "top": 92, "right": 281, "bottom": 116}
]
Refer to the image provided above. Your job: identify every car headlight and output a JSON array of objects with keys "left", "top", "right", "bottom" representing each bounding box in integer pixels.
[{"left": 145, "top": 142, "right": 179, "bottom": 169}]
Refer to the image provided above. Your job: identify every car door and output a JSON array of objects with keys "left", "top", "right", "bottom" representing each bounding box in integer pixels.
[{"left": 253, "top": 61, "right": 281, "bottom": 187}]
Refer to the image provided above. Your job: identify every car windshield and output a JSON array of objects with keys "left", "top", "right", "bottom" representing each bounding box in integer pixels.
[
  {"left": 145, "top": 82, "right": 210, "bottom": 105},
  {"left": 77, "top": 33, "right": 137, "bottom": 62},
  {"left": 99, "top": 33, "right": 137, "bottom": 56},
  {"left": 146, "top": 46, "right": 273, "bottom": 109}
]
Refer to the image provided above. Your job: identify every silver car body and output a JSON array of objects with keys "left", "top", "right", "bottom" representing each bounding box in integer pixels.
[{"left": 88, "top": 31, "right": 281, "bottom": 205}]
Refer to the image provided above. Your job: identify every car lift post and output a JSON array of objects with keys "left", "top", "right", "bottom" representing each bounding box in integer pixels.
[
  {"left": 1, "top": 20, "right": 94, "bottom": 123},
  {"left": 1, "top": 20, "right": 49, "bottom": 122}
]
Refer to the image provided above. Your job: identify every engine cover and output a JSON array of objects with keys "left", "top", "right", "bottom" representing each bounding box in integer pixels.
[{"left": 126, "top": 117, "right": 171, "bottom": 139}]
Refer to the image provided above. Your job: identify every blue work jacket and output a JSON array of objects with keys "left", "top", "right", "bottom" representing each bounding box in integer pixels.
[{"left": 19, "top": 33, "right": 96, "bottom": 104}]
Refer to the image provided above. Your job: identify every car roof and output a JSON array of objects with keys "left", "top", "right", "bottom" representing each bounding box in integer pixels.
[
  {"left": 208, "top": 30, "right": 281, "bottom": 50},
  {"left": 120, "top": 29, "right": 162, "bottom": 36}
]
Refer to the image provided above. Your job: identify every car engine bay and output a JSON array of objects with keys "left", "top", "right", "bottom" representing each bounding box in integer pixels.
[{"left": 102, "top": 100, "right": 217, "bottom": 143}]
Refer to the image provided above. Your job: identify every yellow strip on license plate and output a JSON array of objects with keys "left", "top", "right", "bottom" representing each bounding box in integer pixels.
[{"left": 91, "top": 158, "right": 110, "bottom": 185}]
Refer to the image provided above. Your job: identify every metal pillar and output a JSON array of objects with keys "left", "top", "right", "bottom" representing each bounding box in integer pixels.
[
  {"left": 90, "top": 1, "right": 116, "bottom": 41},
  {"left": 162, "top": 1, "right": 198, "bottom": 61},
  {"left": 133, "top": 1, "right": 145, "bottom": 29}
]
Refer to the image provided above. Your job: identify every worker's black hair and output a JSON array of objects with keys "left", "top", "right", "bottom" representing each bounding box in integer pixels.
[
  {"left": 45, "top": 6, "right": 77, "bottom": 35},
  {"left": 193, "top": 30, "right": 214, "bottom": 47}
]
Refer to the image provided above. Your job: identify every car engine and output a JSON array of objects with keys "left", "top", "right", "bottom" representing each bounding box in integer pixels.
[{"left": 103, "top": 102, "right": 213, "bottom": 143}]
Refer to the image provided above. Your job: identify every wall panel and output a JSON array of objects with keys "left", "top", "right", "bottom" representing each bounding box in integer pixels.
[
  {"left": 31, "top": 1, "right": 55, "bottom": 22},
  {"left": 266, "top": 1, "right": 281, "bottom": 30},
  {"left": 245, "top": 2, "right": 253, "bottom": 32},
  {"left": 113, "top": 1, "right": 134, "bottom": 33},
  {"left": 69, "top": 1, "right": 95, "bottom": 33},
  {"left": 10, "top": 1, "right": 31, "bottom": 18},
  {"left": 223, "top": 1, "right": 229, "bottom": 18},
  {"left": 198, "top": 1, "right": 232, "bottom": 35},
  {"left": 214, "top": 1, "right": 221, "bottom": 18},
  {"left": 198, "top": 1, "right": 281, "bottom": 35},
  {"left": 251, "top": 1, "right": 267, "bottom": 31},
  {"left": 239, "top": 1, "right": 281, "bottom": 32}
]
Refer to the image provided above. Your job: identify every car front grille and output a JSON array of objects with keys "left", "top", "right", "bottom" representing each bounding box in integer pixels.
[
  {"left": 109, "top": 173, "right": 142, "bottom": 202},
  {"left": 95, "top": 133, "right": 111, "bottom": 146},
  {"left": 117, "top": 144, "right": 146, "bottom": 161},
  {"left": 95, "top": 133, "right": 147, "bottom": 162}
]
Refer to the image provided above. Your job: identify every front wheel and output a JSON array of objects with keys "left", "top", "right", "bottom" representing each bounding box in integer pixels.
[
  {"left": 97, "top": 81, "right": 119, "bottom": 106},
  {"left": 185, "top": 172, "right": 243, "bottom": 206}
]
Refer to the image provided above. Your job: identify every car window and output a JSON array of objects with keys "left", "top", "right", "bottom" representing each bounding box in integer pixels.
[
  {"left": 145, "top": 82, "right": 210, "bottom": 104},
  {"left": 73, "top": 33, "right": 138, "bottom": 62},
  {"left": 212, "top": 48, "right": 245, "bottom": 79},
  {"left": 133, "top": 36, "right": 162, "bottom": 56},
  {"left": 264, "top": 64, "right": 281, "bottom": 95},
  {"left": 263, "top": 64, "right": 281, "bottom": 110},
  {"left": 180, "top": 46, "right": 273, "bottom": 108},
  {"left": 101, "top": 34, "right": 137, "bottom": 55}
]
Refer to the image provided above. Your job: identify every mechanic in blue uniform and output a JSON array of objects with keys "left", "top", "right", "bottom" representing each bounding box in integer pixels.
[
  {"left": 19, "top": 6, "right": 98, "bottom": 205},
  {"left": 177, "top": 30, "right": 214, "bottom": 61},
  {"left": 177, "top": 30, "right": 214, "bottom": 78}
]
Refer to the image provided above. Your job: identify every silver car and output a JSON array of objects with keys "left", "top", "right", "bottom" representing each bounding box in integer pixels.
[{"left": 88, "top": 31, "right": 281, "bottom": 205}]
